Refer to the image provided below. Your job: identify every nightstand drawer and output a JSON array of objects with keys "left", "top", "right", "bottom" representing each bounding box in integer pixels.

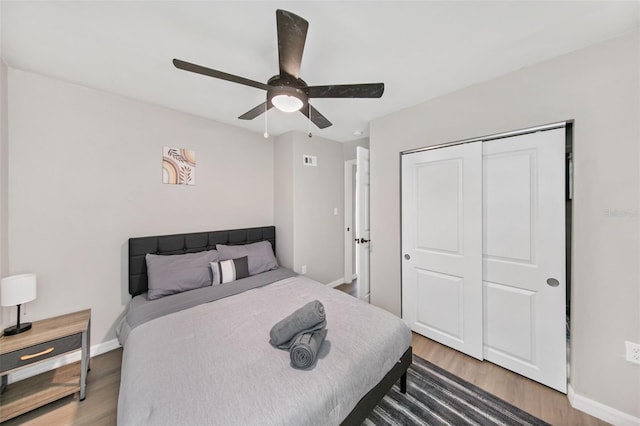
[{"left": 1, "top": 333, "right": 82, "bottom": 372}]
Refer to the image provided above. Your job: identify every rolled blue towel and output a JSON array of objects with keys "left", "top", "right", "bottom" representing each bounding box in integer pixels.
[
  {"left": 269, "top": 300, "right": 326, "bottom": 347},
  {"left": 290, "top": 328, "right": 328, "bottom": 369}
]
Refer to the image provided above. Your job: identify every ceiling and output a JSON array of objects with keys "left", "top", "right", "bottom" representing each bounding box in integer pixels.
[{"left": 1, "top": 1, "right": 638, "bottom": 142}]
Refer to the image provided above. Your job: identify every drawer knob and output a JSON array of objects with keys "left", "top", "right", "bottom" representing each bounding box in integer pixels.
[{"left": 20, "top": 347, "right": 54, "bottom": 361}]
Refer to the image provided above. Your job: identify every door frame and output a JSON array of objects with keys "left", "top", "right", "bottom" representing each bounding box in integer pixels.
[
  {"left": 401, "top": 121, "right": 569, "bottom": 156},
  {"left": 399, "top": 120, "right": 573, "bottom": 391},
  {"left": 356, "top": 146, "right": 371, "bottom": 302},
  {"left": 344, "top": 159, "right": 357, "bottom": 283}
]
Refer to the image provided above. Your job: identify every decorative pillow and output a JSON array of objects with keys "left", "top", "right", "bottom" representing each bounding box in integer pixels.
[
  {"left": 216, "top": 241, "right": 278, "bottom": 276},
  {"left": 210, "top": 256, "right": 250, "bottom": 284},
  {"left": 145, "top": 250, "right": 218, "bottom": 300}
]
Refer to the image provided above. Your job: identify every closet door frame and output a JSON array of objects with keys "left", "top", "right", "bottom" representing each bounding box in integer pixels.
[{"left": 400, "top": 121, "right": 571, "bottom": 392}]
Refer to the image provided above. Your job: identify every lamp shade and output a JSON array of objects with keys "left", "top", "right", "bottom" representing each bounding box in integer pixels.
[
  {"left": 268, "top": 86, "right": 306, "bottom": 113},
  {"left": 272, "top": 94, "right": 304, "bottom": 113},
  {"left": 1, "top": 274, "right": 37, "bottom": 307}
]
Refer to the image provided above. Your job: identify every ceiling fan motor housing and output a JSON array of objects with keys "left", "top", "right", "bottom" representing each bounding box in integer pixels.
[{"left": 267, "top": 75, "right": 308, "bottom": 112}]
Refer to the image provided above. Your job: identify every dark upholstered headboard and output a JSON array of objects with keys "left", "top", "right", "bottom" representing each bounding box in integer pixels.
[{"left": 128, "top": 226, "right": 276, "bottom": 297}]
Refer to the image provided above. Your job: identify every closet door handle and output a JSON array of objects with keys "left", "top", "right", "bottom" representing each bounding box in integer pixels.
[
  {"left": 404, "top": 254, "right": 410, "bottom": 260},
  {"left": 546, "top": 278, "right": 559, "bottom": 287}
]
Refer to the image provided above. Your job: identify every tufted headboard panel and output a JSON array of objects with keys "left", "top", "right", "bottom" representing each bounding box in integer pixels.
[{"left": 128, "top": 226, "right": 276, "bottom": 297}]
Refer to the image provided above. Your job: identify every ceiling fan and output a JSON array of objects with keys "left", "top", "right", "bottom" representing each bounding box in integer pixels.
[{"left": 173, "top": 9, "right": 384, "bottom": 130}]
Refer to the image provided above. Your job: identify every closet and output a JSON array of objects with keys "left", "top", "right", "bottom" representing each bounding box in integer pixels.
[{"left": 401, "top": 125, "right": 567, "bottom": 393}]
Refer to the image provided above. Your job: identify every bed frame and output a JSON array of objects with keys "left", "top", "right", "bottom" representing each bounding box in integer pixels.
[
  {"left": 128, "top": 226, "right": 276, "bottom": 297},
  {"left": 128, "top": 225, "right": 411, "bottom": 424}
]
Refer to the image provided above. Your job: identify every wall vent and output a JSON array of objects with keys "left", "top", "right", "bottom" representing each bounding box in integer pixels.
[{"left": 303, "top": 155, "right": 317, "bottom": 167}]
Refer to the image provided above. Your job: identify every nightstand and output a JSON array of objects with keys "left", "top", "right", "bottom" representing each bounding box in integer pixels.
[{"left": 0, "top": 309, "right": 91, "bottom": 422}]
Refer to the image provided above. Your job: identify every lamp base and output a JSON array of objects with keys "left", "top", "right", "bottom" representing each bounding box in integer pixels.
[{"left": 3, "top": 322, "right": 32, "bottom": 336}]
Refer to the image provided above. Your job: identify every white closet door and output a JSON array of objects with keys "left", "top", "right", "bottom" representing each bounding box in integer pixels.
[
  {"left": 401, "top": 142, "right": 483, "bottom": 360},
  {"left": 482, "top": 129, "right": 567, "bottom": 392}
]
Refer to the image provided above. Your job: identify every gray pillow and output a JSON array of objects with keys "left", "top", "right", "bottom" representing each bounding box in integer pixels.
[
  {"left": 216, "top": 241, "right": 278, "bottom": 276},
  {"left": 145, "top": 250, "right": 219, "bottom": 300}
]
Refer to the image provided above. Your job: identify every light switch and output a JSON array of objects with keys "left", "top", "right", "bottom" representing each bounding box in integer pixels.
[{"left": 334, "top": 207, "right": 338, "bottom": 215}]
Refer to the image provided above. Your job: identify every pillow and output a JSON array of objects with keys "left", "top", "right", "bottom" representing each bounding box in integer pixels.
[
  {"left": 145, "top": 249, "right": 219, "bottom": 300},
  {"left": 210, "top": 256, "right": 249, "bottom": 284},
  {"left": 216, "top": 241, "right": 278, "bottom": 276}
]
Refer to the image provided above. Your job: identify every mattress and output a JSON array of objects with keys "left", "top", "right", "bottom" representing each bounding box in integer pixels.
[{"left": 117, "top": 273, "right": 411, "bottom": 425}]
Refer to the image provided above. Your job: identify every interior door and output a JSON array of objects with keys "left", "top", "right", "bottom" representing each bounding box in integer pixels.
[
  {"left": 482, "top": 129, "right": 567, "bottom": 392},
  {"left": 356, "top": 146, "right": 370, "bottom": 303},
  {"left": 401, "top": 142, "right": 483, "bottom": 359}
]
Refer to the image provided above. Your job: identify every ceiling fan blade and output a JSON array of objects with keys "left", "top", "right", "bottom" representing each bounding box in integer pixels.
[
  {"left": 300, "top": 104, "right": 332, "bottom": 129},
  {"left": 308, "top": 83, "right": 384, "bottom": 98},
  {"left": 238, "top": 101, "right": 273, "bottom": 120},
  {"left": 276, "top": 9, "right": 308, "bottom": 79},
  {"left": 173, "top": 59, "right": 270, "bottom": 91}
]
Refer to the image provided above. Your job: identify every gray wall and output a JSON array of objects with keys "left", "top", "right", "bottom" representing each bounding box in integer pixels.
[
  {"left": 343, "top": 137, "right": 369, "bottom": 161},
  {"left": 274, "top": 132, "right": 345, "bottom": 284},
  {"left": 7, "top": 69, "right": 274, "bottom": 344},
  {"left": 370, "top": 32, "right": 639, "bottom": 418},
  {"left": 273, "top": 132, "right": 294, "bottom": 270},
  {"left": 0, "top": 61, "right": 8, "bottom": 328}
]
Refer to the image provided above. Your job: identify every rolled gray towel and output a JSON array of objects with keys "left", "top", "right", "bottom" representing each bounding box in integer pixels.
[
  {"left": 290, "top": 328, "right": 328, "bottom": 369},
  {"left": 269, "top": 300, "right": 326, "bottom": 347},
  {"left": 276, "top": 320, "right": 326, "bottom": 350}
]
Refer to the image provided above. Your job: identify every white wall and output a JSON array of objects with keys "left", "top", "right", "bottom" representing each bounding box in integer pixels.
[
  {"left": 370, "top": 32, "right": 639, "bottom": 419},
  {"left": 274, "top": 131, "right": 345, "bottom": 285},
  {"left": 7, "top": 69, "right": 274, "bottom": 344},
  {"left": 0, "top": 60, "right": 8, "bottom": 328}
]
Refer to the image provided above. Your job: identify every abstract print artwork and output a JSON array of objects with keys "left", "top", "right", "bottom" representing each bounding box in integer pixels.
[{"left": 162, "top": 147, "right": 196, "bottom": 185}]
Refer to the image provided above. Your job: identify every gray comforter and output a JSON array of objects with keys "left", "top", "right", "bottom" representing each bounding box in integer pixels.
[
  {"left": 117, "top": 274, "right": 411, "bottom": 426},
  {"left": 116, "top": 268, "right": 297, "bottom": 345}
]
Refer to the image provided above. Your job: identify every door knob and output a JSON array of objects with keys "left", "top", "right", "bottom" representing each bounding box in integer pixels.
[
  {"left": 546, "top": 278, "right": 559, "bottom": 287},
  {"left": 361, "top": 238, "right": 370, "bottom": 244},
  {"left": 404, "top": 254, "right": 410, "bottom": 260}
]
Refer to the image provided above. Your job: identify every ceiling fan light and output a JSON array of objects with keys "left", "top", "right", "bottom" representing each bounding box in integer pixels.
[{"left": 272, "top": 94, "right": 304, "bottom": 112}]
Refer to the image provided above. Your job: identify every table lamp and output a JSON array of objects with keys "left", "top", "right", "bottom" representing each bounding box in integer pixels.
[{"left": 1, "top": 273, "right": 37, "bottom": 336}]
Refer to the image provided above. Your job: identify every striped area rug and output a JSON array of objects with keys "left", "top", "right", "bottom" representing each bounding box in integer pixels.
[{"left": 364, "top": 355, "right": 550, "bottom": 426}]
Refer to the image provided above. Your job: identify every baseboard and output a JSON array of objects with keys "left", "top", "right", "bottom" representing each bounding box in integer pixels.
[
  {"left": 327, "top": 278, "right": 344, "bottom": 288},
  {"left": 568, "top": 384, "right": 640, "bottom": 426},
  {"left": 7, "top": 338, "right": 121, "bottom": 384}
]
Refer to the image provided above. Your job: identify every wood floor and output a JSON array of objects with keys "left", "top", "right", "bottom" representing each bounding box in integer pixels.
[{"left": 3, "top": 282, "right": 606, "bottom": 426}]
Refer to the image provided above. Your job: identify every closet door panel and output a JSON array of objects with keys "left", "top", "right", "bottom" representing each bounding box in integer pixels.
[
  {"left": 416, "top": 161, "right": 461, "bottom": 254},
  {"left": 402, "top": 142, "right": 483, "bottom": 360},
  {"left": 484, "top": 150, "right": 534, "bottom": 263},
  {"left": 416, "top": 269, "right": 464, "bottom": 339},
  {"left": 484, "top": 281, "right": 535, "bottom": 362},
  {"left": 482, "top": 128, "right": 567, "bottom": 393}
]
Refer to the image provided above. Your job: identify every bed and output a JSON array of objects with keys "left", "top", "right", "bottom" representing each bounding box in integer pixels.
[{"left": 117, "top": 226, "right": 412, "bottom": 425}]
